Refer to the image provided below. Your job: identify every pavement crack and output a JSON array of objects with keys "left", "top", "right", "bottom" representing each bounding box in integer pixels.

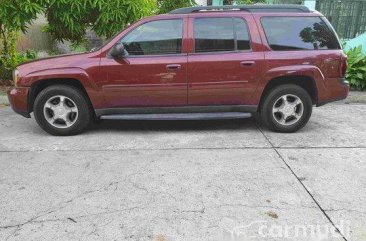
[
  {"left": 0, "top": 204, "right": 67, "bottom": 230},
  {"left": 177, "top": 201, "right": 206, "bottom": 214},
  {"left": 5, "top": 227, "right": 19, "bottom": 241},
  {"left": 0, "top": 182, "right": 125, "bottom": 230},
  {"left": 255, "top": 123, "right": 349, "bottom": 241},
  {"left": 177, "top": 208, "right": 205, "bottom": 214},
  {"left": 67, "top": 217, "right": 77, "bottom": 223},
  {"left": 216, "top": 203, "right": 317, "bottom": 211},
  {"left": 324, "top": 208, "right": 366, "bottom": 215},
  {"left": 127, "top": 178, "right": 149, "bottom": 194},
  {"left": 0, "top": 207, "right": 145, "bottom": 230}
]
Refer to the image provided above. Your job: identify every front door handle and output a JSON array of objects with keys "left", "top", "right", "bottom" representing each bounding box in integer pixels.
[
  {"left": 166, "top": 64, "right": 181, "bottom": 70},
  {"left": 240, "top": 61, "right": 255, "bottom": 67}
]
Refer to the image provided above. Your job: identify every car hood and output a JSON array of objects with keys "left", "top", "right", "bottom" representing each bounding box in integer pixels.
[{"left": 17, "top": 52, "right": 99, "bottom": 76}]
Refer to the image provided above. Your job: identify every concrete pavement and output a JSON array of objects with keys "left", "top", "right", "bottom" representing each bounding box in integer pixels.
[{"left": 0, "top": 102, "right": 365, "bottom": 241}]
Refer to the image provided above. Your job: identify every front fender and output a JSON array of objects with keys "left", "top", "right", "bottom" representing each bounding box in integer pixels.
[
  {"left": 19, "top": 67, "right": 105, "bottom": 110},
  {"left": 21, "top": 67, "right": 98, "bottom": 90}
]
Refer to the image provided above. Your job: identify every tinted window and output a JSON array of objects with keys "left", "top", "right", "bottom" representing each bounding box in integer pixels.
[
  {"left": 261, "top": 17, "right": 340, "bottom": 51},
  {"left": 194, "top": 17, "right": 251, "bottom": 53},
  {"left": 234, "top": 18, "right": 251, "bottom": 51},
  {"left": 120, "top": 19, "right": 183, "bottom": 55}
]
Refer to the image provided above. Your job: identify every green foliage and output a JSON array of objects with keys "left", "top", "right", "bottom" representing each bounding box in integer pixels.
[
  {"left": 0, "top": 0, "right": 44, "bottom": 80},
  {"left": 156, "top": 0, "right": 267, "bottom": 14},
  {"left": 25, "top": 49, "right": 37, "bottom": 60},
  {"left": 0, "top": 0, "right": 45, "bottom": 33},
  {"left": 157, "top": 0, "right": 196, "bottom": 14},
  {"left": 227, "top": 0, "right": 266, "bottom": 4},
  {"left": 0, "top": 0, "right": 156, "bottom": 80},
  {"left": 0, "top": 49, "right": 37, "bottom": 81},
  {"left": 345, "top": 45, "right": 366, "bottom": 91},
  {"left": 0, "top": 31, "right": 19, "bottom": 81},
  {"left": 44, "top": 0, "right": 156, "bottom": 42},
  {"left": 70, "top": 43, "right": 87, "bottom": 53}
]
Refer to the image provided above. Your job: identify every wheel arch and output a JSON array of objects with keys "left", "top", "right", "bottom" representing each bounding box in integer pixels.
[
  {"left": 28, "top": 78, "right": 94, "bottom": 115},
  {"left": 258, "top": 75, "right": 317, "bottom": 112}
]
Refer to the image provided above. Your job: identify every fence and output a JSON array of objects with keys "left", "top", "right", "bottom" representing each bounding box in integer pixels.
[{"left": 271, "top": 0, "right": 366, "bottom": 39}]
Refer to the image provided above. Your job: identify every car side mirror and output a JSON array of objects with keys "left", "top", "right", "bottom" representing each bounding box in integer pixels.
[{"left": 110, "top": 43, "right": 126, "bottom": 59}]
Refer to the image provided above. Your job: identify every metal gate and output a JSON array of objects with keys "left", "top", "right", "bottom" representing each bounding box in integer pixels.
[
  {"left": 316, "top": 0, "right": 366, "bottom": 39},
  {"left": 271, "top": 0, "right": 304, "bottom": 3},
  {"left": 271, "top": 0, "right": 366, "bottom": 39}
]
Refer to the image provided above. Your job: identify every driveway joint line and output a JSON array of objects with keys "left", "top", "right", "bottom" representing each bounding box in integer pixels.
[
  {"left": 0, "top": 146, "right": 365, "bottom": 153},
  {"left": 255, "top": 124, "right": 348, "bottom": 241}
]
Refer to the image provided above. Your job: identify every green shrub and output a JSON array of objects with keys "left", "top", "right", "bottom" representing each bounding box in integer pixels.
[
  {"left": 0, "top": 50, "right": 37, "bottom": 82},
  {"left": 345, "top": 46, "right": 366, "bottom": 91},
  {"left": 25, "top": 49, "right": 37, "bottom": 59},
  {"left": 157, "top": 0, "right": 196, "bottom": 14},
  {"left": 70, "top": 43, "right": 87, "bottom": 53}
]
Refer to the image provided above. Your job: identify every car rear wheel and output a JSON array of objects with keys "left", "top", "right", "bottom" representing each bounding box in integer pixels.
[
  {"left": 260, "top": 84, "right": 313, "bottom": 133},
  {"left": 34, "top": 85, "right": 92, "bottom": 136}
]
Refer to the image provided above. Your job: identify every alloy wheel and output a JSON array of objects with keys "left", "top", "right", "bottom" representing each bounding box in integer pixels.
[
  {"left": 272, "top": 94, "right": 304, "bottom": 126},
  {"left": 43, "top": 95, "right": 79, "bottom": 129}
]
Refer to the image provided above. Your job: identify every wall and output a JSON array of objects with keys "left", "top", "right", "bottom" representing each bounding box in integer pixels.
[{"left": 196, "top": 0, "right": 208, "bottom": 5}]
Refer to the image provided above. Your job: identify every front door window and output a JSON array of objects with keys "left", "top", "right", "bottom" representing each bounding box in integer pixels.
[{"left": 120, "top": 19, "right": 183, "bottom": 56}]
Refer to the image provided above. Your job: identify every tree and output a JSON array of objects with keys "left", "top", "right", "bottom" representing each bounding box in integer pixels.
[
  {"left": 44, "top": 0, "right": 156, "bottom": 42},
  {"left": 157, "top": 0, "right": 196, "bottom": 14},
  {"left": 0, "top": 0, "right": 156, "bottom": 80},
  {"left": 0, "top": 0, "right": 45, "bottom": 51},
  {"left": 0, "top": 0, "right": 45, "bottom": 80}
]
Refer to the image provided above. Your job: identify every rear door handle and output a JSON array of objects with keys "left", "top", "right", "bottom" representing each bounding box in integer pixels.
[
  {"left": 240, "top": 61, "right": 255, "bottom": 67},
  {"left": 166, "top": 64, "right": 181, "bottom": 70},
  {"left": 324, "top": 58, "right": 336, "bottom": 63}
]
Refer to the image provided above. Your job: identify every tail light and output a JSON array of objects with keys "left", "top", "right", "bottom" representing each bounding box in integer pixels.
[{"left": 340, "top": 52, "right": 348, "bottom": 78}]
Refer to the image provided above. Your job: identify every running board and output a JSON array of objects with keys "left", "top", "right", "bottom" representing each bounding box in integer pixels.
[{"left": 100, "top": 112, "right": 252, "bottom": 121}]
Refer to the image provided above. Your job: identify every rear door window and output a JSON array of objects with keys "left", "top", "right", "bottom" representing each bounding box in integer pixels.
[
  {"left": 261, "top": 17, "right": 341, "bottom": 51},
  {"left": 194, "top": 17, "right": 251, "bottom": 53}
]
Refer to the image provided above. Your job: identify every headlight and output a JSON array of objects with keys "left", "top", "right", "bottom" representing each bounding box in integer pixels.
[{"left": 13, "top": 69, "right": 19, "bottom": 87}]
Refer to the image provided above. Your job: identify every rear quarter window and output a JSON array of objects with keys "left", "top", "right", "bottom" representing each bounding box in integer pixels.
[{"left": 261, "top": 16, "right": 341, "bottom": 51}]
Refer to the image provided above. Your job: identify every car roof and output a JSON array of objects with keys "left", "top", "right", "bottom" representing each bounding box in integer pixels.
[{"left": 170, "top": 4, "right": 311, "bottom": 14}]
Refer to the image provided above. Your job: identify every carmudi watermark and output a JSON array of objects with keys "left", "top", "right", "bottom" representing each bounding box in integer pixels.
[{"left": 222, "top": 220, "right": 350, "bottom": 240}]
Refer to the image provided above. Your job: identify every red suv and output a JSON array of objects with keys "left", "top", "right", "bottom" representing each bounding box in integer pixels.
[{"left": 8, "top": 5, "right": 349, "bottom": 136}]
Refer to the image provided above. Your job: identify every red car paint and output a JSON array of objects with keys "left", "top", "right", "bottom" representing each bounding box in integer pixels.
[{"left": 8, "top": 11, "right": 349, "bottom": 117}]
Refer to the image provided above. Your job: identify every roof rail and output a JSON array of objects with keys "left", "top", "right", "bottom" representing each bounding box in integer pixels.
[{"left": 170, "top": 4, "right": 311, "bottom": 14}]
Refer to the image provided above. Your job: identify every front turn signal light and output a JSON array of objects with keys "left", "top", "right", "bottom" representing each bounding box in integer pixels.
[{"left": 13, "top": 69, "right": 19, "bottom": 87}]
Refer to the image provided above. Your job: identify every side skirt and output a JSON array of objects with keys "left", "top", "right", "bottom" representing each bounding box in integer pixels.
[
  {"left": 100, "top": 112, "right": 252, "bottom": 121},
  {"left": 95, "top": 105, "right": 258, "bottom": 117}
]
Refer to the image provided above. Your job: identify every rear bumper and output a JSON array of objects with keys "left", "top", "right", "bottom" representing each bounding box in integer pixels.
[
  {"left": 317, "top": 78, "right": 349, "bottom": 106},
  {"left": 7, "top": 87, "right": 31, "bottom": 118}
]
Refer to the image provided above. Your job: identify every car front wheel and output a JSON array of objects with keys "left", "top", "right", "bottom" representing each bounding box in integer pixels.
[
  {"left": 33, "top": 85, "right": 92, "bottom": 136},
  {"left": 261, "top": 84, "right": 313, "bottom": 133}
]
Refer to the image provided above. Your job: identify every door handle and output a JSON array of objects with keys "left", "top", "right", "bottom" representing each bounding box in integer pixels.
[
  {"left": 166, "top": 64, "right": 181, "bottom": 70},
  {"left": 240, "top": 61, "right": 255, "bottom": 67},
  {"left": 324, "top": 58, "right": 336, "bottom": 63}
]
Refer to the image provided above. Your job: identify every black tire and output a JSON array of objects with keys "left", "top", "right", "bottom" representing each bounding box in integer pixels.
[
  {"left": 260, "top": 84, "right": 313, "bottom": 133},
  {"left": 33, "top": 85, "right": 92, "bottom": 136}
]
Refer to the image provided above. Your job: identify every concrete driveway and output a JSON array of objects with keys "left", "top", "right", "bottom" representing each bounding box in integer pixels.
[{"left": 0, "top": 101, "right": 365, "bottom": 241}]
